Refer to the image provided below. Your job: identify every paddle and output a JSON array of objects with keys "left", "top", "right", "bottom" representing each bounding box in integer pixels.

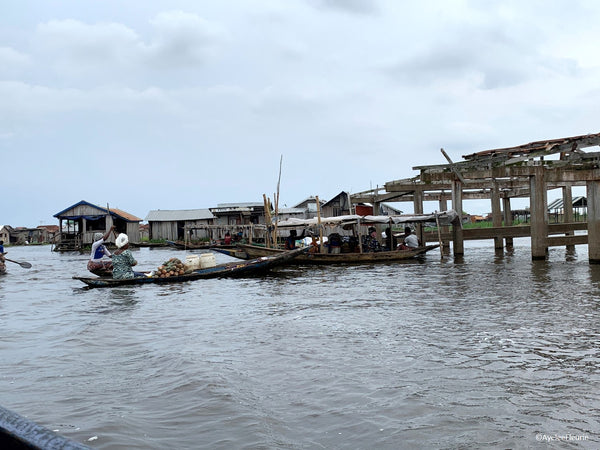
[{"left": 4, "top": 258, "right": 32, "bottom": 269}]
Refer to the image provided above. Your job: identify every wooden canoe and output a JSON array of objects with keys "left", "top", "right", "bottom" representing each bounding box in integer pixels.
[
  {"left": 218, "top": 243, "right": 440, "bottom": 265},
  {"left": 166, "top": 240, "right": 239, "bottom": 251},
  {"left": 73, "top": 247, "right": 308, "bottom": 288}
]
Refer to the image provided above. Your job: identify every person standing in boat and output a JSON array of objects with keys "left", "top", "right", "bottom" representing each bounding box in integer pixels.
[
  {"left": 398, "top": 226, "right": 419, "bottom": 250},
  {"left": 112, "top": 233, "right": 144, "bottom": 279},
  {"left": 285, "top": 229, "right": 306, "bottom": 250},
  {"left": 87, "top": 226, "right": 115, "bottom": 275},
  {"left": 0, "top": 240, "right": 5, "bottom": 254}
]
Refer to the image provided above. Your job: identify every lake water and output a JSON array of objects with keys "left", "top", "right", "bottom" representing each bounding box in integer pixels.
[{"left": 1, "top": 241, "right": 599, "bottom": 449}]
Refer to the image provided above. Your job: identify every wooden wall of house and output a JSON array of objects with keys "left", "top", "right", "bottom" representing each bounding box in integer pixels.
[
  {"left": 125, "top": 222, "right": 140, "bottom": 243},
  {"left": 149, "top": 221, "right": 178, "bottom": 241}
]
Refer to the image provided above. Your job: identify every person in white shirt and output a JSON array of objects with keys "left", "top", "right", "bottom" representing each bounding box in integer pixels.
[
  {"left": 87, "top": 226, "right": 115, "bottom": 275},
  {"left": 398, "top": 226, "right": 419, "bottom": 250}
]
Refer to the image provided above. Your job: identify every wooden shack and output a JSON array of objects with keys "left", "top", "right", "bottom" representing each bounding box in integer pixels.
[
  {"left": 209, "top": 202, "right": 266, "bottom": 226},
  {"left": 320, "top": 192, "right": 352, "bottom": 217},
  {"left": 145, "top": 209, "right": 214, "bottom": 241},
  {"left": 292, "top": 196, "right": 326, "bottom": 219},
  {"left": 53, "top": 200, "right": 141, "bottom": 251}
]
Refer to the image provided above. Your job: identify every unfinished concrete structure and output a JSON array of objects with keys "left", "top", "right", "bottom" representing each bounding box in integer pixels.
[{"left": 351, "top": 132, "right": 600, "bottom": 263}]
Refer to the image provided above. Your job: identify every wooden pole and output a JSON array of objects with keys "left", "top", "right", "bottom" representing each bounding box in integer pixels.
[
  {"left": 263, "top": 194, "right": 272, "bottom": 248},
  {"left": 316, "top": 195, "right": 324, "bottom": 253}
]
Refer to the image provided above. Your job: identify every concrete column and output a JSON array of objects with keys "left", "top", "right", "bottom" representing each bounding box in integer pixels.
[
  {"left": 413, "top": 189, "right": 424, "bottom": 244},
  {"left": 451, "top": 180, "right": 464, "bottom": 256},
  {"left": 587, "top": 180, "right": 600, "bottom": 263},
  {"left": 529, "top": 166, "right": 548, "bottom": 260},
  {"left": 439, "top": 196, "right": 450, "bottom": 254},
  {"left": 562, "top": 185, "right": 575, "bottom": 251},
  {"left": 502, "top": 197, "right": 513, "bottom": 248},
  {"left": 491, "top": 183, "right": 503, "bottom": 249}
]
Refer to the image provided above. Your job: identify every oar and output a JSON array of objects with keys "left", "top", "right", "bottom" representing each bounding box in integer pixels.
[{"left": 5, "top": 258, "right": 32, "bottom": 269}]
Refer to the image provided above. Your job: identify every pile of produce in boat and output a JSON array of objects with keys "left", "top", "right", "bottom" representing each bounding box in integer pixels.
[{"left": 154, "top": 258, "right": 190, "bottom": 278}]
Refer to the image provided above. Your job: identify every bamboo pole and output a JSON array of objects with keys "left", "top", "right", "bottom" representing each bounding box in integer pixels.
[
  {"left": 263, "top": 194, "right": 272, "bottom": 248},
  {"left": 274, "top": 155, "right": 282, "bottom": 249},
  {"left": 316, "top": 195, "right": 324, "bottom": 253},
  {"left": 357, "top": 217, "right": 363, "bottom": 253},
  {"left": 273, "top": 192, "right": 278, "bottom": 247}
]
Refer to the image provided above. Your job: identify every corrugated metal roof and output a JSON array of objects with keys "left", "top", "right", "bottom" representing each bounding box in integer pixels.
[
  {"left": 53, "top": 200, "right": 141, "bottom": 222},
  {"left": 215, "top": 202, "right": 263, "bottom": 208},
  {"left": 145, "top": 209, "right": 214, "bottom": 222},
  {"left": 278, "top": 208, "right": 305, "bottom": 214},
  {"left": 109, "top": 208, "right": 142, "bottom": 222},
  {"left": 547, "top": 196, "right": 587, "bottom": 211}
]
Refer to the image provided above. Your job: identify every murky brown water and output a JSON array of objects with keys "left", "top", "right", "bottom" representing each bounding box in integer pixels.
[{"left": 1, "top": 241, "right": 599, "bottom": 449}]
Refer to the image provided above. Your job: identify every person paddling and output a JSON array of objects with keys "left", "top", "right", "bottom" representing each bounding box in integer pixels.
[{"left": 87, "top": 226, "right": 115, "bottom": 276}]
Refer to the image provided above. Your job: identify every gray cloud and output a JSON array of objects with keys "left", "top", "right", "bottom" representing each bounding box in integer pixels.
[
  {"left": 383, "top": 24, "right": 580, "bottom": 90},
  {"left": 308, "top": 0, "right": 379, "bottom": 14}
]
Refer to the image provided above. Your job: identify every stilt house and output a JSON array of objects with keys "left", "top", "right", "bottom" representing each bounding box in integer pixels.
[{"left": 53, "top": 200, "right": 141, "bottom": 251}]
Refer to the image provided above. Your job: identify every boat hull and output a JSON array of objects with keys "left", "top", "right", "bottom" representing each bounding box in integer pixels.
[
  {"left": 74, "top": 247, "right": 307, "bottom": 288},
  {"left": 234, "top": 244, "right": 439, "bottom": 264}
]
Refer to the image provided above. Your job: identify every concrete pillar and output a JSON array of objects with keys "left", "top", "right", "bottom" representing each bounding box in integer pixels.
[
  {"left": 587, "top": 180, "right": 600, "bottom": 263},
  {"left": 491, "top": 183, "right": 503, "bottom": 249},
  {"left": 529, "top": 166, "right": 548, "bottom": 260},
  {"left": 562, "top": 185, "right": 575, "bottom": 251},
  {"left": 451, "top": 180, "right": 464, "bottom": 256},
  {"left": 413, "top": 189, "right": 424, "bottom": 244},
  {"left": 502, "top": 197, "right": 513, "bottom": 248},
  {"left": 439, "top": 196, "right": 450, "bottom": 254}
]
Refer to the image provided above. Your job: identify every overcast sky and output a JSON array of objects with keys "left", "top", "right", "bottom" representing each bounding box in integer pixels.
[{"left": 3, "top": 0, "right": 599, "bottom": 226}]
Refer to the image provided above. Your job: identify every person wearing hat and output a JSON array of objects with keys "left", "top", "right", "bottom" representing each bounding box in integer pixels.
[
  {"left": 87, "top": 226, "right": 115, "bottom": 275},
  {"left": 363, "top": 226, "right": 382, "bottom": 252},
  {"left": 112, "top": 233, "right": 143, "bottom": 279}
]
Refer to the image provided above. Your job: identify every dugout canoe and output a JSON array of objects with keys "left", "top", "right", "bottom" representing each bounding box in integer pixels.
[
  {"left": 73, "top": 247, "right": 307, "bottom": 288},
  {"left": 166, "top": 240, "right": 239, "bottom": 251},
  {"left": 214, "top": 243, "right": 440, "bottom": 265}
]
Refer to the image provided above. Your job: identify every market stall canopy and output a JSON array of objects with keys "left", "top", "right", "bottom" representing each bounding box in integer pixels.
[
  {"left": 275, "top": 210, "right": 459, "bottom": 228},
  {"left": 363, "top": 210, "right": 459, "bottom": 225}
]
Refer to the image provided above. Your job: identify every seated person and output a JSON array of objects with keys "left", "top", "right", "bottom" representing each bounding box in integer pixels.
[
  {"left": 285, "top": 229, "right": 306, "bottom": 250},
  {"left": 112, "top": 233, "right": 145, "bottom": 279},
  {"left": 223, "top": 231, "right": 232, "bottom": 245},
  {"left": 87, "top": 226, "right": 115, "bottom": 276},
  {"left": 327, "top": 233, "right": 342, "bottom": 253},
  {"left": 363, "top": 227, "right": 382, "bottom": 252},
  {"left": 398, "top": 226, "right": 420, "bottom": 250}
]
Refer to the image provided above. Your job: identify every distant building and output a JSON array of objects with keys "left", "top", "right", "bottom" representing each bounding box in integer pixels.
[
  {"left": 37, "top": 225, "right": 59, "bottom": 244},
  {"left": 547, "top": 196, "right": 587, "bottom": 221},
  {"left": 0, "top": 225, "right": 59, "bottom": 245},
  {"left": 292, "top": 196, "right": 326, "bottom": 219},
  {"left": 53, "top": 200, "right": 141, "bottom": 251},
  {"left": 145, "top": 209, "right": 214, "bottom": 241},
  {"left": 321, "top": 192, "right": 352, "bottom": 217},
  {"left": 209, "top": 202, "right": 266, "bottom": 226}
]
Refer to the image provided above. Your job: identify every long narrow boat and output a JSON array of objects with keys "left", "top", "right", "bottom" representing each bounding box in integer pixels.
[
  {"left": 73, "top": 247, "right": 307, "bottom": 288},
  {"left": 166, "top": 240, "right": 238, "bottom": 251},
  {"left": 214, "top": 243, "right": 439, "bottom": 265}
]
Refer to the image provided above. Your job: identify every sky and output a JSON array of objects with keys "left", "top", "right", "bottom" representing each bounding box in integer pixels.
[{"left": 2, "top": 0, "right": 600, "bottom": 226}]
